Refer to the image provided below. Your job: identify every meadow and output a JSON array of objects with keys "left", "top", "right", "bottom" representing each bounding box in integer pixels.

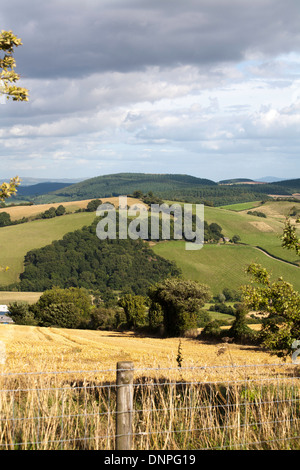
[
  {"left": 0, "top": 198, "right": 299, "bottom": 293},
  {"left": 0, "top": 197, "right": 299, "bottom": 450},
  {"left": 0, "top": 212, "right": 96, "bottom": 287},
  {"left": 0, "top": 324, "right": 299, "bottom": 450},
  {"left": 153, "top": 241, "right": 300, "bottom": 294}
]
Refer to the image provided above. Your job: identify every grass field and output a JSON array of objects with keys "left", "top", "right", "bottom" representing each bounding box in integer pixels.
[
  {"left": 0, "top": 198, "right": 299, "bottom": 293},
  {"left": 219, "top": 201, "right": 262, "bottom": 211},
  {"left": 1, "top": 324, "right": 298, "bottom": 450},
  {"left": 153, "top": 241, "right": 300, "bottom": 294},
  {"left": 0, "top": 211, "right": 96, "bottom": 286}
]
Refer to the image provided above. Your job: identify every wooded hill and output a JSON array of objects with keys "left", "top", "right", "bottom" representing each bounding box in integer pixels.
[{"left": 9, "top": 173, "right": 300, "bottom": 207}]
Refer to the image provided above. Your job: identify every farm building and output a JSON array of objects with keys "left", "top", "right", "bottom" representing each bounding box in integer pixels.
[{"left": 0, "top": 305, "right": 13, "bottom": 324}]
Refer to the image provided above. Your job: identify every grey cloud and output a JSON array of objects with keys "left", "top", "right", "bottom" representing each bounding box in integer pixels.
[{"left": 2, "top": 0, "right": 300, "bottom": 79}]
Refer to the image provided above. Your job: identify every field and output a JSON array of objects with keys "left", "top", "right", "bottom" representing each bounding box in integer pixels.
[
  {"left": 1, "top": 194, "right": 299, "bottom": 450},
  {"left": 150, "top": 199, "right": 300, "bottom": 294},
  {"left": 1, "top": 324, "right": 298, "bottom": 451},
  {"left": 219, "top": 201, "right": 262, "bottom": 211},
  {"left": 0, "top": 196, "right": 142, "bottom": 221},
  {"left": 0, "top": 212, "right": 96, "bottom": 286},
  {"left": 153, "top": 241, "right": 300, "bottom": 294},
  {"left": 0, "top": 198, "right": 299, "bottom": 294},
  {"left": 0, "top": 323, "right": 280, "bottom": 377},
  {"left": 0, "top": 291, "right": 42, "bottom": 304}
]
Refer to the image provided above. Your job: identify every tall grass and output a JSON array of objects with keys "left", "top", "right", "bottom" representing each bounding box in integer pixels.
[{"left": 1, "top": 366, "right": 300, "bottom": 450}]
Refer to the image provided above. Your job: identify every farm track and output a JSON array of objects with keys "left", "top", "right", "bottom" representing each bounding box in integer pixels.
[{"left": 252, "top": 245, "right": 300, "bottom": 268}]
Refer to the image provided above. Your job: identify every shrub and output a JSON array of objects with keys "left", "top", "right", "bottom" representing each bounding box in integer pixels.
[
  {"left": 8, "top": 302, "right": 37, "bottom": 326},
  {"left": 200, "top": 320, "right": 223, "bottom": 341},
  {"left": 89, "top": 307, "right": 117, "bottom": 330},
  {"left": 38, "top": 303, "right": 81, "bottom": 328}
]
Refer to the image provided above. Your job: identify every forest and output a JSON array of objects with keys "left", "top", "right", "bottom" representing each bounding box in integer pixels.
[{"left": 8, "top": 214, "right": 224, "bottom": 294}]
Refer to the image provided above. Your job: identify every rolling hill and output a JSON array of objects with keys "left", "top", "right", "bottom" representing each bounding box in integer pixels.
[
  {"left": 32, "top": 173, "right": 217, "bottom": 204},
  {"left": 13, "top": 182, "right": 73, "bottom": 197},
  {"left": 0, "top": 196, "right": 299, "bottom": 296}
]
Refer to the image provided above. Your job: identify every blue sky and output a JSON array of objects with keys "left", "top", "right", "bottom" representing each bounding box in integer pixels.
[{"left": 1, "top": 0, "right": 300, "bottom": 182}]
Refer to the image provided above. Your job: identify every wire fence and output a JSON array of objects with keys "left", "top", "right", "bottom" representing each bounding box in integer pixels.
[{"left": 1, "top": 362, "right": 300, "bottom": 450}]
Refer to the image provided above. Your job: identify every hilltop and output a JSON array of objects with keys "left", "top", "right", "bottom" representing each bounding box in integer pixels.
[
  {"left": 6, "top": 173, "right": 299, "bottom": 207},
  {"left": 31, "top": 173, "right": 217, "bottom": 204}
]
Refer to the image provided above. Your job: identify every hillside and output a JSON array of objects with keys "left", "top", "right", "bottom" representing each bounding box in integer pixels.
[
  {"left": 15, "top": 219, "right": 180, "bottom": 295},
  {"left": 218, "top": 178, "right": 256, "bottom": 184},
  {"left": 0, "top": 197, "right": 299, "bottom": 298},
  {"left": 6, "top": 173, "right": 299, "bottom": 208},
  {"left": 270, "top": 178, "right": 300, "bottom": 189},
  {"left": 152, "top": 199, "right": 300, "bottom": 294},
  {"left": 33, "top": 173, "right": 217, "bottom": 204},
  {"left": 12, "top": 182, "right": 73, "bottom": 197}
]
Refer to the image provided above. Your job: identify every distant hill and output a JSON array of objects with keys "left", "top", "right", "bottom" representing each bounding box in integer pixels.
[
  {"left": 33, "top": 173, "right": 217, "bottom": 203},
  {"left": 0, "top": 177, "right": 84, "bottom": 187},
  {"left": 14, "top": 182, "right": 73, "bottom": 198},
  {"left": 9, "top": 173, "right": 299, "bottom": 207},
  {"left": 270, "top": 178, "right": 300, "bottom": 191},
  {"left": 218, "top": 178, "right": 255, "bottom": 184}
]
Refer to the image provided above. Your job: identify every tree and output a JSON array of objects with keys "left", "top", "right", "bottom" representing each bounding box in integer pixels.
[
  {"left": 118, "top": 294, "right": 147, "bottom": 329},
  {"left": 55, "top": 205, "right": 66, "bottom": 216},
  {"left": 8, "top": 302, "right": 37, "bottom": 326},
  {"left": 0, "top": 30, "right": 29, "bottom": 102},
  {"left": 0, "top": 176, "right": 21, "bottom": 202},
  {"left": 35, "top": 287, "right": 92, "bottom": 322},
  {"left": 0, "top": 212, "right": 11, "bottom": 227},
  {"left": 89, "top": 307, "right": 117, "bottom": 330},
  {"left": 148, "top": 278, "right": 211, "bottom": 336},
  {"left": 42, "top": 207, "right": 57, "bottom": 219},
  {"left": 0, "top": 31, "right": 28, "bottom": 223},
  {"left": 231, "top": 235, "right": 241, "bottom": 244},
  {"left": 241, "top": 263, "right": 300, "bottom": 358},
  {"left": 38, "top": 303, "right": 81, "bottom": 329},
  {"left": 281, "top": 218, "right": 300, "bottom": 256},
  {"left": 86, "top": 199, "right": 102, "bottom": 212}
]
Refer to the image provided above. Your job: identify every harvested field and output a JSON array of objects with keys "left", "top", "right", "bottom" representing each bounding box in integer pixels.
[
  {"left": 0, "top": 324, "right": 286, "bottom": 382},
  {"left": 0, "top": 197, "right": 145, "bottom": 220}
]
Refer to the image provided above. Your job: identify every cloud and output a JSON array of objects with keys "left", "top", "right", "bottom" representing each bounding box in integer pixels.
[
  {"left": 2, "top": 0, "right": 300, "bottom": 79},
  {"left": 0, "top": 0, "right": 300, "bottom": 179}
]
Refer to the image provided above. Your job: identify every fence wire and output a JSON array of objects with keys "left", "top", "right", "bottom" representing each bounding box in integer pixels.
[{"left": 0, "top": 362, "right": 300, "bottom": 450}]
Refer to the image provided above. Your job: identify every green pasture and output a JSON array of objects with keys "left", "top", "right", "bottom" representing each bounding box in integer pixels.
[
  {"left": 219, "top": 201, "right": 262, "bottom": 211},
  {"left": 0, "top": 212, "right": 96, "bottom": 287},
  {"left": 203, "top": 205, "right": 299, "bottom": 265},
  {"left": 152, "top": 241, "right": 300, "bottom": 295}
]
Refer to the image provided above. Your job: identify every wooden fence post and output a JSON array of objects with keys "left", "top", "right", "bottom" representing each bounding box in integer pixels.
[{"left": 116, "top": 361, "right": 134, "bottom": 450}]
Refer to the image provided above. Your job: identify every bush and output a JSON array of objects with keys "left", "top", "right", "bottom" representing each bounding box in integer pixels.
[
  {"left": 86, "top": 199, "right": 102, "bottom": 212},
  {"left": 148, "top": 301, "right": 164, "bottom": 330},
  {"left": 227, "top": 304, "right": 259, "bottom": 345},
  {"left": 148, "top": 279, "right": 211, "bottom": 336},
  {"left": 197, "top": 309, "right": 211, "bottom": 327},
  {"left": 8, "top": 302, "right": 37, "bottom": 326},
  {"left": 200, "top": 320, "right": 223, "bottom": 341},
  {"left": 38, "top": 303, "right": 81, "bottom": 328},
  {"left": 89, "top": 307, "right": 117, "bottom": 330}
]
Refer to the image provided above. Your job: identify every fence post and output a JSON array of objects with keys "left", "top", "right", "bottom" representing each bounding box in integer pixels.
[{"left": 116, "top": 361, "right": 134, "bottom": 450}]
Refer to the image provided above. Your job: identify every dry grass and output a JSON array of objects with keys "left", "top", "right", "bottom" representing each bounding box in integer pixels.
[
  {"left": 0, "top": 324, "right": 286, "bottom": 380},
  {"left": 0, "top": 325, "right": 299, "bottom": 450},
  {"left": 0, "top": 197, "right": 145, "bottom": 221},
  {"left": 0, "top": 292, "right": 42, "bottom": 305}
]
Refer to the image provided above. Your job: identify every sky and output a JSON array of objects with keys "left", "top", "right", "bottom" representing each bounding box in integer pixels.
[{"left": 1, "top": 0, "right": 300, "bottom": 183}]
